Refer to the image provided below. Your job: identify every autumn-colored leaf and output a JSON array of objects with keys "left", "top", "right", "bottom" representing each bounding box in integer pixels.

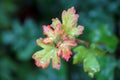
[
  {"left": 42, "top": 24, "right": 61, "bottom": 44},
  {"left": 61, "top": 7, "right": 84, "bottom": 39},
  {"left": 57, "top": 38, "right": 77, "bottom": 61},
  {"left": 32, "top": 7, "right": 84, "bottom": 70},
  {"left": 32, "top": 38, "right": 60, "bottom": 69}
]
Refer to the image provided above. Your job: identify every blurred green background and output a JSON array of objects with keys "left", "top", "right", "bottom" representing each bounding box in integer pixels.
[{"left": 0, "top": 0, "right": 120, "bottom": 80}]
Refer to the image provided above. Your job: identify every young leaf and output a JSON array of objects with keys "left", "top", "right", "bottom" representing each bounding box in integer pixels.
[
  {"left": 51, "top": 18, "right": 61, "bottom": 29},
  {"left": 32, "top": 38, "right": 60, "bottom": 69},
  {"left": 57, "top": 38, "right": 77, "bottom": 61},
  {"left": 42, "top": 20, "right": 62, "bottom": 44},
  {"left": 61, "top": 7, "right": 84, "bottom": 39},
  {"left": 32, "top": 7, "right": 84, "bottom": 69}
]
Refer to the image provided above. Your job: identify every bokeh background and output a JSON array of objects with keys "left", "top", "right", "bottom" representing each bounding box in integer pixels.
[{"left": 0, "top": 0, "right": 120, "bottom": 80}]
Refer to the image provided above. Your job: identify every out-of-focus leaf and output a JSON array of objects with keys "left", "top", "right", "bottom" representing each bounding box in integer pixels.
[
  {"left": 2, "top": 31, "right": 15, "bottom": 45},
  {"left": 0, "top": 56, "right": 18, "bottom": 80},
  {"left": 73, "top": 43, "right": 105, "bottom": 78},
  {"left": 1, "top": 0, "right": 17, "bottom": 13},
  {"left": 17, "top": 40, "right": 37, "bottom": 60},
  {"left": 2, "top": 19, "right": 40, "bottom": 61},
  {"left": 96, "top": 55, "right": 117, "bottom": 80},
  {"left": 0, "top": 0, "right": 17, "bottom": 28},
  {"left": 115, "top": 59, "right": 120, "bottom": 80},
  {"left": 88, "top": 24, "right": 118, "bottom": 53},
  {"left": 117, "top": 60, "right": 120, "bottom": 69}
]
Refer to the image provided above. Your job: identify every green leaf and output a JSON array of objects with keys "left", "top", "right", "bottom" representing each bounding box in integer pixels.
[
  {"left": 73, "top": 43, "right": 105, "bottom": 78},
  {"left": 89, "top": 43, "right": 105, "bottom": 56},
  {"left": 84, "top": 53, "right": 100, "bottom": 78},
  {"left": 73, "top": 46, "right": 87, "bottom": 64}
]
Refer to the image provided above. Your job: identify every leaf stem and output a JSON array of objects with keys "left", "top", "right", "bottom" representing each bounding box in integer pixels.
[{"left": 76, "top": 39, "right": 90, "bottom": 47}]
